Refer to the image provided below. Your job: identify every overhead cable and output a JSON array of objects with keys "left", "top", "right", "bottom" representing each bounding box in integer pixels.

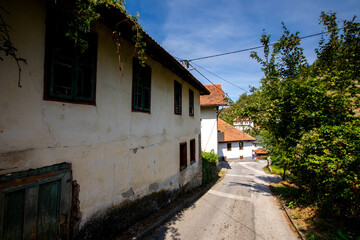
[
  {"left": 187, "top": 29, "right": 340, "bottom": 62},
  {"left": 191, "top": 62, "right": 248, "bottom": 93},
  {"left": 191, "top": 64, "right": 234, "bottom": 103}
]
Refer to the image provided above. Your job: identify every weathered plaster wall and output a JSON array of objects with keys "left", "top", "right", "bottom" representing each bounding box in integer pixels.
[
  {"left": 200, "top": 107, "right": 218, "bottom": 153},
  {"left": 218, "top": 142, "right": 254, "bottom": 160},
  {"left": 0, "top": 0, "right": 202, "bottom": 225}
]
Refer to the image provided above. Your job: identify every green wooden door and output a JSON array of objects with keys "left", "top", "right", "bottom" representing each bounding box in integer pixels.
[
  {"left": 3, "top": 189, "right": 25, "bottom": 240},
  {"left": 0, "top": 163, "right": 72, "bottom": 240},
  {"left": 37, "top": 180, "right": 61, "bottom": 239}
]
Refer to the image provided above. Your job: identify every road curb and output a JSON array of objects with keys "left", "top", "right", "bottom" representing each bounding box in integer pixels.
[{"left": 270, "top": 186, "right": 305, "bottom": 240}]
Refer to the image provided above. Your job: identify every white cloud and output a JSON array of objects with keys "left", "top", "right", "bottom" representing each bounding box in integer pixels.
[{"left": 127, "top": 0, "right": 360, "bottom": 100}]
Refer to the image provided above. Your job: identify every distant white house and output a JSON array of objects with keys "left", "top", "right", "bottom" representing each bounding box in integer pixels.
[
  {"left": 233, "top": 117, "right": 254, "bottom": 131},
  {"left": 200, "top": 85, "right": 228, "bottom": 154},
  {"left": 218, "top": 119, "right": 256, "bottom": 161}
]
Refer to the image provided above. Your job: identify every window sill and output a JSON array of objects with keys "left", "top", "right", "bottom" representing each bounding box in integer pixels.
[
  {"left": 132, "top": 109, "right": 151, "bottom": 114},
  {"left": 43, "top": 97, "right": 96, "bottom": 106}
]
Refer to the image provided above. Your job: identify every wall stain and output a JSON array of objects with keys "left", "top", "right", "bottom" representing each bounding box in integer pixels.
[
  {"left": 121, "top": 188, "right": 134, "bottom": 198},
  {"left": 148, "top": 183, "right": 158, "bottom": 192}
]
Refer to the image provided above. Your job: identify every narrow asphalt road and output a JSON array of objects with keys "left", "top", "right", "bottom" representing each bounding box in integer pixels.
[{"left": 145, "top": 160, "right": 298, "bottom": 240}]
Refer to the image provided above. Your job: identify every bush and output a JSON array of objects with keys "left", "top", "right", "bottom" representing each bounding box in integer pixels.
[
  {"left": 202, "top": 150, "right": 220, "bottom": 185},
  {"left": 292, "top": 120, "right": 360, "bottom": 219}
]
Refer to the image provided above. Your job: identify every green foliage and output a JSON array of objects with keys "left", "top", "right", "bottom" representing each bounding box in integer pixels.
[
  {"left": 246, "top": 11, "right": 360, "bottom": 219},
  {"left": 51, "top": 0, "right": 147, "bottom": 64},
  {"left": 202, "top": 150, "right": 220, "bottom": 165},
  {"left": 293, "top": 120, "right": 360, "bottom": 218},
  {"left": 202, "top": 150, "right": 219, "bottom": 185},
  {"left": 219, "top": 93, "right": 251, "bottom": 125}
]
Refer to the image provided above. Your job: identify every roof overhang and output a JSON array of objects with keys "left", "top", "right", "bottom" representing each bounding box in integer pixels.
[{"left": 96, "top": 5, "right": 210, "bottom": 95}]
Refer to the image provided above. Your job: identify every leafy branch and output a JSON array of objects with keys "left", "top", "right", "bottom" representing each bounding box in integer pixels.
[
  {"left": 0, "top": 7, "right": 27, "bottom": 87},
  {"left": 61, "top": 0, "right": 147, "bottom": 65}
]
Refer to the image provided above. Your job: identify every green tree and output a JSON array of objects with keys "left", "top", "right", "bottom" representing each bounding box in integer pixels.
[{"left": 245, "top": 12, "right": 360, "bottom": 218}]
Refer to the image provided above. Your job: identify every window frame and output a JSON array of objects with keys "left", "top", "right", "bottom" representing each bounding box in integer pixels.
[
  {"left": 190, "top": 139, "right": 196, "bottom": 164},
  {"left": 174, "top": 80, "right": 182, "bottom": 115},
  {"left": 239, "top": 142, "right": 244, "bottom": 150},
  {"left": 227, "top": 143, "right": 232, "bottom": 151},
  {"left": 180, "top": 142, "right": 187, "bottom": 171},
  {"left": 44, "top": 12, "right": 97, "bottom": 105},
  {"left": 189, "top": 89, "right": 194, "bottom": 116},
  {"left": 132, "top": 59, "right": 152, "bottom": 113}
]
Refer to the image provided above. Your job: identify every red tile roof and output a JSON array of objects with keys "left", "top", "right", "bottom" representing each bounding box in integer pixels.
[
  {"left": 200, "top": 85, "right": 228, "bottom": 106},
  {"left": 218, "top": 119, "right": 256, "bottom": 142},
  {"left": 254, "top": 149, "right": 268, "bottom": 155}
]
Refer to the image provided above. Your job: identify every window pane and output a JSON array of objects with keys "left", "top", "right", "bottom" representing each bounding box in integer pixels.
[
  {"left": 190, "top": 139, "right": 195, "bottom": 162},
  {"left": 77, "top": 64, "right": 92, "bottom": 99},
  {"left": 180, "top": 142, "right": 187, "bottom": 170},
  {"left": 132, "top": 59, "right": 151, "bottom": 112},
  {"left": 143, "top": 87, "right": 150, "bottom": 110},
  {"left": 135, "top": 83, "right": 142, "bottom": 109},
  {"left": 45, "top": 16, "right": 97, "bottom": 103},
  {"left": 227, "top": 143, "right": 232, "bottom": 151},
  {"left": 53, "top": 61, "right": 73, "bottom": 97},
  {"left": 174, "top": 81, "right": 182, "bottom": 114},
  {"left": 189, "top": 89, "right": 194, "bottom": 116}
]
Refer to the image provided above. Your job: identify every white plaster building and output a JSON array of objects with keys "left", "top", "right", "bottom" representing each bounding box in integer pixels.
[
  {"left": 0, "top": 1, "right": 209, "bottom": 238},
  {"left": 200, "top": 85, "right": 228, "bottom": 154},
  {"left": 218, "top": 119, "right": 256, "bottom": 161},
  {"left": 233, "top": 117, "right": 255, "bottom": 131}
]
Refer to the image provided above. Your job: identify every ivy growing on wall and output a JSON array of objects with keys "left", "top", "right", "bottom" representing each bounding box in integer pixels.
[
  {"left": 53, "top": 0, "right": 147, "bottom": 65},
  {"left": 0, "top": 0, "right": 147, "bottom": 87}
]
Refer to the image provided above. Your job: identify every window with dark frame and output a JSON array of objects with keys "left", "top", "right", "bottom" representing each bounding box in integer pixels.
[
  {"left": 239, "top": 142, "right": 243, "bottom": 150},
  {"left": 190, "top": 139, "right": 196, "bottom": 164},
  {"left": 174, "top": 80, "right": 182, "bottom": 115},
  {"left": 180, "top": 142, "right": 187, "bottom": 171},
  {"left": 189, "top": 89, "right": 194, "bottom": 116},
  {"left": 132, "top": 59, "right": 151, "bottom": 112},
  {"left": 44, "top": 12, "right": 97, "bottom": 104},
  {"left": 227, "top": 143, "right": 232, "bottom": 151}
]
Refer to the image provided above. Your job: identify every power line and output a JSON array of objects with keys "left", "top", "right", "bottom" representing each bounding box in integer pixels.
[
  {"left": 187, "top": 30, "right": 337, "bottom": 62},
  {"left": 191, "top": 62, "right": 248, "bottom": 93},
  {"left": 191, "top": 64, "right": 234, "bottom": 102}
]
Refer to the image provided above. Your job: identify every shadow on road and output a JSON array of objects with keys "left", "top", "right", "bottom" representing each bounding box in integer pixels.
[
  {"left": 218, "top": 160, "right": 231, "bottom": 169},
  {"left": 145, "top": 203, "right": 198, "bottom": 240}
]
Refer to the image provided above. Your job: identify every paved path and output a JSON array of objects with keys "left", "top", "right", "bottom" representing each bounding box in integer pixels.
[{"left": 145, "top": 161, "right": 298, "bottom": 240}]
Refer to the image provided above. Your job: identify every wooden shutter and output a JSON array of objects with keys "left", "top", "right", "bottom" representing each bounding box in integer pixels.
[
  {"left": 190, "top": 139, "right": 196, "bottom": 163},
  {"left": 180, "top": 142, "right": 187, "bottom": 170},
  {"left": 0, "top": 163, "right": 72, "bottom": 240}
]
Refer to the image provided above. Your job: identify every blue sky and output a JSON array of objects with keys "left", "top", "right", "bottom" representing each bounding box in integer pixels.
[{"left": 125, "top": 0, "right": 359, "bottom": 101}]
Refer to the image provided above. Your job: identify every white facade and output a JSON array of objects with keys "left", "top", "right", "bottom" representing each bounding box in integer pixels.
[
  {"left": 233, "top": 120, "right": 254, "bottom": 131},
  {"left": 218, "top": 141, "right": 254, "bottom": 161},
  {"left": 200, "top": 107, "right": 219, "bottom": 153},
  {"left": 0, "top": 0, "right": 204, "bottom": 228}
]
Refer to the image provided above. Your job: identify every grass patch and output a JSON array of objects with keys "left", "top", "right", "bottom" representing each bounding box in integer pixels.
[{"left": 263, "top": 164, "right": 292, "bottom": 179}]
